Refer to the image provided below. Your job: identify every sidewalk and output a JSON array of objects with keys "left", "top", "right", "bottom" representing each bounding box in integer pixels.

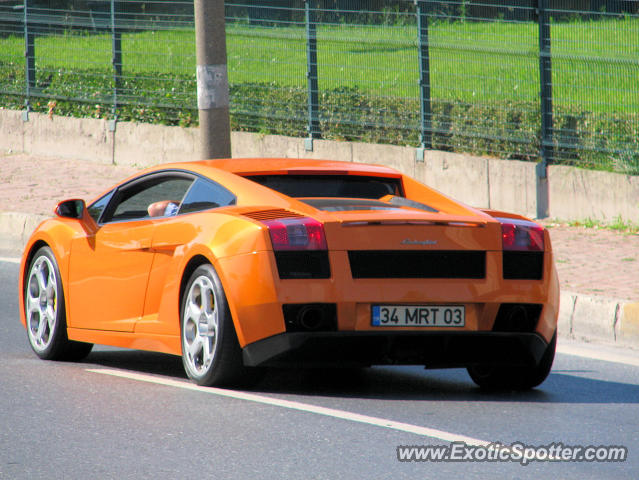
[{"left": 2, "top": 152, "right": 638, "bottom": 349}]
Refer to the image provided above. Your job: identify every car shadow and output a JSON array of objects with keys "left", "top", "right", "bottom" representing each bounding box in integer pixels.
[
  {"left": 86, "top": 349, "right": 187, "bottom": 379},
  {"left": 82, "top": 349, "right": 639, "bottom": 405},
  {"left": 250, "top": 365, "right": 639, "bottom": 404}
]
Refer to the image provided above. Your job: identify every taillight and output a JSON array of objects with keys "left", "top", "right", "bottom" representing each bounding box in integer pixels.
[
  {"left": 498, "top": 218, "right": 544, "bottom": 251},
  {"left": 262, "top": 217, "right": 328, "bottom": 251}
]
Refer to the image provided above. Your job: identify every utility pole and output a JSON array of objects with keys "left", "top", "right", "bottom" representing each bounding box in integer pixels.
[
  {"left": 195, "top": 0, "right": 231, "bottom": 159},
  {"left": 536, "top": 0, "right": 552, "bottom": 219}
]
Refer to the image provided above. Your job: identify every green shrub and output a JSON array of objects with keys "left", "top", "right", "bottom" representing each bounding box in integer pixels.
[{"left": 2, "top": 74, "right": 638, "bottom": 174}]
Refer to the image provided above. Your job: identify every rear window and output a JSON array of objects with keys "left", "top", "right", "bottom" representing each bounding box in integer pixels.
[{"left": 244, "top": 174, "right": 402, "bottom": 199}]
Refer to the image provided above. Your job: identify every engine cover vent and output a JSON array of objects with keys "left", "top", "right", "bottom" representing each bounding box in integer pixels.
[{"left": 243, "top": 208, "right": 304, "bottom": 221}]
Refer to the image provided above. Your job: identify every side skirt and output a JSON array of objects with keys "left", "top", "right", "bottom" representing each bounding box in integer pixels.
[{"left": 67, "top": 328, "right": 181, "bottom": 356}]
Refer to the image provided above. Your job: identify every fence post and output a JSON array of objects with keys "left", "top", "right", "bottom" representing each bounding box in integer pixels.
[
  {"left": 536, "top": 0, "right": 552, "bottom": 218},
  {"left": 110, "top": 0, "right": 121, "bottom": 128},
  {"left": 23, "top": 0, "right": 35, "bottom": 120},
  {"left": 305, "top": 0, "right": 320, "bottom": 150},
  {"left": 415, "top": 0, "right": 432, "bottom": 161}
]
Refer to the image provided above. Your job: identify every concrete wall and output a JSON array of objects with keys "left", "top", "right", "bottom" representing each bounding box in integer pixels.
[
  {"left": 1, "top": 109, "right": 637, "bottom": 222},
  {"left": 0, "top": 212, "right": 48, "bottom": 252},
  {"left": 0, "top": 109, "right": 23, "bottom": 155},
  {"left": 549, "top": 164, "right": 639, "bottom": 222}
]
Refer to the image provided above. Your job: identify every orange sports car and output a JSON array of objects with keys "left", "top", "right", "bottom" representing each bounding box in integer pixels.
[{"left": 19, "top": 158, "right": 559, "bottom": 389}]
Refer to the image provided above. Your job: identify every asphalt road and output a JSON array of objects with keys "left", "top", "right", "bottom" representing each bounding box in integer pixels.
[{"left": 1, "top": 258, "right": 638, "bottom": 480}]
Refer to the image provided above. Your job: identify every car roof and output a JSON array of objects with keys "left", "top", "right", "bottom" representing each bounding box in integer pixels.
[
  {"left": 196, "top": 158, "right": 403, "bottom": 177},
  {"left": 86, "top": 158, "right": 404, "bottom": 218}
]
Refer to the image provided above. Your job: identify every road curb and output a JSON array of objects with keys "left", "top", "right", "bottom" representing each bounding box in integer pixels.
[
  {"left": 558, "top": 291, "right": 639, "bottom": 349},
  {"left": 1, "top": 211, "right": 637, "bottom": 351}
]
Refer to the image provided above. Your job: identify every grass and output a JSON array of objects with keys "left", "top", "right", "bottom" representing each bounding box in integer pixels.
[
  {"left": 558, "top": 216, "right": 639, "bottom": 234},
  {"left": 2, "top": 19, "right": 639, "bottom": 110},
  {"left": 1, "top": 18, "right": 639, "bottom": 172}
]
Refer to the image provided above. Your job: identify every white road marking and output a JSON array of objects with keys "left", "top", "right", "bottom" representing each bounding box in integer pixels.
[
  {"left": 87, "top": 368, "right": 490, "bottom": 445},
  {"left": 0, "top": 257, "right": 20, "bottom": 264},
  {"left": 557, "top": 343, "right": 639, "bottom": 367}
]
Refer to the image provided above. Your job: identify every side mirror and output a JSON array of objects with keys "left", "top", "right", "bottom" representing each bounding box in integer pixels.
[{"left": 55, "top": 199, "right": 86, "bottom": 219}]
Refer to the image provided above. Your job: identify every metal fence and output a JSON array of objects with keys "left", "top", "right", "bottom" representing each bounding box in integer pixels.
[{"left": 1, "top": 0, "right": 638, "bottom": 173}]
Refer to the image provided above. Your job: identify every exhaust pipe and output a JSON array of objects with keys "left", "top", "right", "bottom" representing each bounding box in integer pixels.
[
  {"left": 283, "top": 303, "right": 337, "bottom": 332},
  {"left": 297, "top": 306, "right": 324, "bottom": 331},
  {"left": 493, "top": 303, "right": 542, "bottom": 333}
]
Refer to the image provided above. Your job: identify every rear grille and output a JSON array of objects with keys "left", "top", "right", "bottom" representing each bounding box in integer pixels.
[
  {"left": 348, "top": 250, "right": 486, "bottom": 279},
  {"left": 275, "top": 251, "right": 331, "bottom": 279},
  {"left": 503, "top": 252, "right": 544, "bottom": 280},
  {"left": 242, "top": 208, "right": 303, "bottom": 221}
]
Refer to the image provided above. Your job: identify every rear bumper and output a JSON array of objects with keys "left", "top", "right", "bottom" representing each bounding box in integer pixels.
[
  {"left": 219, "top": 248, "right": 560, "bottom": 348},
  {"left": 242, "top": 331, "right": 549, "bottom": 368}
]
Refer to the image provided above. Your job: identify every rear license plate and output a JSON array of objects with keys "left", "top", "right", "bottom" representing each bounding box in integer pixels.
[{"left": 371, "top": 305, "right": 465, "bottom": 327}]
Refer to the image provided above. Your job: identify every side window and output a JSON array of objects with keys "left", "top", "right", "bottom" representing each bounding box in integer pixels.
[
  {"left": 103, "top": 175, "right": 194, "bottom": 223},
  {"left": 179, "top": 178, "right": 236, "bottom": 214},
  {"left": 87, "top": 191, "right": 113, "bottom": 222}
]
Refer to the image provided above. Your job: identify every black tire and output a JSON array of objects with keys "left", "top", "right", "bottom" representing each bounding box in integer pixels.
[
  {"left": 180, "top": 263, "right": 260, "bottom": 387},
  {"left": 24, "top": 246, "right": 93, "bottom": 361},
  {"left": 467, "top": 332, "right": 556, "bottom": 390}
]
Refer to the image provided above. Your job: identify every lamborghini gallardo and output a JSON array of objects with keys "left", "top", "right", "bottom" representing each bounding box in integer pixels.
[{"left": 19, "top": 158, "right": 559, "bottom": 389}]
